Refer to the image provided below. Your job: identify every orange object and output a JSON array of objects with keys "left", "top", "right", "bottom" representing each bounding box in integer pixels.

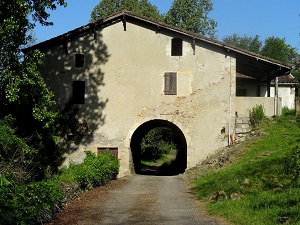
[{"left": 230, "top": 134, "right": 235, "bottom": 145}]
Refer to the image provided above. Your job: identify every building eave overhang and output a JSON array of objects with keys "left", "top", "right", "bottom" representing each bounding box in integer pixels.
[{"left": 23, "top": 10, "right": 292, "bottom": 78}]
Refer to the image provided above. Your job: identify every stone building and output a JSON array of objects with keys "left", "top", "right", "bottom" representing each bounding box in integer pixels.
[{"left": 25, "top": 11, "right": 292, "bottom": 177}]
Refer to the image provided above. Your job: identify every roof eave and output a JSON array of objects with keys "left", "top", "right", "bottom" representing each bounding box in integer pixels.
[{"left": 23, "top": 10, "right": 292, "bottom": 72}]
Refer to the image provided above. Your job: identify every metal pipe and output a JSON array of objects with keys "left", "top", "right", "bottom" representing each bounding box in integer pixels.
[
  {"left": 228, "top": 56, "right": 232, "bottom": 146},
  {"left": 275, "top": 77, "right": 279, "bottom": 115}
]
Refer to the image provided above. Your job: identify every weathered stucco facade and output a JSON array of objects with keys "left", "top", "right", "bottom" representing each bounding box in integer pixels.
[{"left": 27, "top": 12, "right": 291, "bottom": 177}]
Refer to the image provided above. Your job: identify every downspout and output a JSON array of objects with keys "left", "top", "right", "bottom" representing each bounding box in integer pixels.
[
  {"left": 275, "top": 77, "right": 278, "bottom": 116},
  {"left": 228, "top": 56, "right": 232, "bottom": 146},
  {"left": 267, "top": 75, "right": 271, "bottom": 97}
]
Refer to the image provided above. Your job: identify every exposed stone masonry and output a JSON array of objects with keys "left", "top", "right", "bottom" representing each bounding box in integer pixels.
[{"left": 234, "top": 116, "right": 251, "bottom": 143}]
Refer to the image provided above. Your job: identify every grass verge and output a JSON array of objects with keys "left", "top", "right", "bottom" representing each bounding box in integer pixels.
[{"left": 190, "top": 116, "right": 300, "bottom": 225}]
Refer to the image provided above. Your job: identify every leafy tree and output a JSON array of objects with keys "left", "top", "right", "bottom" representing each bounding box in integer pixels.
[
  {"left": 0, "top": 0, "right": 67, "bottom": 180},
  {"left": 137, "top": 0, "right": 164, "bottom": 21},
  {"left": 222, "top": 33, "right": 262, "bottom": 54},
  {"left": 260, "top": 37, "right": 300, "bottom": 96},
  {"left": 90, "top": 0, "right": 163, "bottom": 22},
  {"left": 141, "top": 127, "right": 176, "bottom": 161},
  {"left": 164, "top": 0, "right": 217, "bottom": 36},
  {"left": 291, "top": 60, "right": 300, "bottom": 97},
  {"left": 260, "top": 36, "right": 299, "bottom": 64},
  {"left": 223, "top": 33, "right": 300, "bottom": 96},
  {"left": 222, "top": 35, "right": 299, "bottom": 63},
  {"left": 0, "top": 0, "right": 66, "bottom": 127}
]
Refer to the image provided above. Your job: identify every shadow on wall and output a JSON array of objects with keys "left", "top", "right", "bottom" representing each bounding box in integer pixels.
[{"left": 42, "top": 29, "right": 110, "bottom": 165}]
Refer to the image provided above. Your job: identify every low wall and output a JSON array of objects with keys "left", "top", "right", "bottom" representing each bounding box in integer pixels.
[
  {"left": 234, "top": 97, "right": 282, "bottom": 144},
  {"left": 235, "top": 97, "right": 281, "bottom": 117},
  {"left": 234, "top": 116, "right": 251, "bottom": 143}
]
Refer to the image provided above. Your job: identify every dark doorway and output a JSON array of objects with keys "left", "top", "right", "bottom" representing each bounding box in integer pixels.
[{"left": 130, "top": 120, "right": 187, "bottom": 176}]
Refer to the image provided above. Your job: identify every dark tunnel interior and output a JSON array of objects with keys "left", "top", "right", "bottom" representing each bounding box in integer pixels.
[{"left": 130, "top": 119, "right": 187, "bottom": 176}]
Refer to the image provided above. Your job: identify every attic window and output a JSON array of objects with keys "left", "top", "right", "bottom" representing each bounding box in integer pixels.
[
  {"left": 171, "top": 38, "right": 183, "bottom": 56},
  {"left": 72, "top": 81, "right": 85, "bottom": 104},
  {"left": 164, "top": 72, "right": 177, "bottom": 95},
  {"left": 75, "top": 53, "right": 85, "bottom": 67}
]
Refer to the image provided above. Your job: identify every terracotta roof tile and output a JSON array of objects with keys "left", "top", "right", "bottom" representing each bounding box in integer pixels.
[
  {"left": 276, "top": 74, "right": 298, "bottom": 83},
  {"left": 236, "top": 73, "right": 256, "bottom": 79},
  {"left": 237, "top": 72, "right": 298, "bottom": 84}
]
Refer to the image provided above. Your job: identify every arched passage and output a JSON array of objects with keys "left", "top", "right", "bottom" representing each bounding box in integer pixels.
[{"left": 130, "top": 119, "right": 187, "bottom": 175}]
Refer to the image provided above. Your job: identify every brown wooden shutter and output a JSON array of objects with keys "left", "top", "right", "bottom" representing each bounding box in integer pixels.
[{"left": 164, "top": 72, "right": 177, "bottom": 95}]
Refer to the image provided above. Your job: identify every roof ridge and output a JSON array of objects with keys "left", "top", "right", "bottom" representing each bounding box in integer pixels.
[{"left": 23, "top": 10, "right": 292, "bottom": 69}]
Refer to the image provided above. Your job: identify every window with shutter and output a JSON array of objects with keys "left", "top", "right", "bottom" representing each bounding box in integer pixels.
[
  {"left": 72, "top": 81, "right": 85, "bottom": 104},
  {"left": 171, "top": 38, "right": 183, "bottom": 56},
  {"left": 164, "top": 72, "right": 177, "bottom": 95}
]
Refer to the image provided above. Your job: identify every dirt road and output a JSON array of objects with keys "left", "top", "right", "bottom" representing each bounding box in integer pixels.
[{"left": 49, "top": 175, "right": 226, "bottom": 225}]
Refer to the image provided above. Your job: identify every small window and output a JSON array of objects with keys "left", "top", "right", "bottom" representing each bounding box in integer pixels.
[
  {"left": 72, "top": 81, "right": 85, "bottom": 104},
  {"left": 164, "top": 72, "right": 177, "bottom": 95},
  {"left": 75, "top": 53, "right": 84, "bottom": 67},
  {"left": 171, "top": 38, "right": 183, "bottom": 56}
]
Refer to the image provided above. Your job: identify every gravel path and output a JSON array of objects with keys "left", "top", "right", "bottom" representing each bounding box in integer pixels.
[{"left": 49, "top": 175, "right": 227, "bottom": 225}]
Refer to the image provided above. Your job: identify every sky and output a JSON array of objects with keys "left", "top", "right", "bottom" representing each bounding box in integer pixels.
[{"left": 32, "top": 0, "right": 300, "bottom": 51}]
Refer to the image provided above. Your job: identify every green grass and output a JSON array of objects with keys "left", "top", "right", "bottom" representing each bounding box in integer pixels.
[
  {"left": 141, "top": 149, "right": 177, "bottom": 165},
  {"left": 192, "top": 116, "right": 300, "bottom": 225},
  {"left": 141, "top": 155, "right": 170, "bottom": 165}
]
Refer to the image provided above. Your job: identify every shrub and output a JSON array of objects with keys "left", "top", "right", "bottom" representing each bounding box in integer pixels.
[
  {"left": 0, "top": 181, "right": 62, "bottom": 225},
  {"left": 0, "top": 116, "right": 38, "bottom": 185},
  {"left": 249, "top": 104, "right": 266, "bottom": 127},
  {"left": 282, "top": 107, "right": 296, "bottom": 116},
  {"left": 61, "top": 151, "right": 119, "bottom": 190},
  {"left": 0, "top": 151, "right": 119, "bottom": 224}
]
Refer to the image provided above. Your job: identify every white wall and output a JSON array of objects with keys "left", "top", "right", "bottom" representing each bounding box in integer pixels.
[{"left": 261, "top": 85, "right": 296, "bottom": 109}]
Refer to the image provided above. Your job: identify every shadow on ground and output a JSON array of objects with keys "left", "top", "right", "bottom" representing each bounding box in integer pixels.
[{"left": 140, "top": 161, "right": 182, "bottom": 176}]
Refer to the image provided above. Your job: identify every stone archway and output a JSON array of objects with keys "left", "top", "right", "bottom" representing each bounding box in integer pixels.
[{"left": 130, "top": 119, "right": 187, "bottom": 175}]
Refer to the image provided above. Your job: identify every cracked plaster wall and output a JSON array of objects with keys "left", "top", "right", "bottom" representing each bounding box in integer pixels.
[{"left": 41, "top": 20, "right": 236, "bottom": 177}]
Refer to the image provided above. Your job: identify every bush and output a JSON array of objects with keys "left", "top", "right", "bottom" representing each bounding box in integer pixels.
[
  {"left": 282, "top": 107, "right": 296, "bottom": 116},
  {"left": 0, "top": 116, "right": 38, "bottom": 185},
  {"left": 60, "top": 151, "right": 119, "bottom": 190},
  {"left": 0, "top": 150, "right": 119, "bottom": 224},
  {"left": 0, "top": 115, "right": 61, "bottom": 183},
  {"left": 249, "top": 104, "right": 266, "bottom": 127},
  {"left": 296, "top": 114, "right": 300, "bottom": 122},
  {"left": 0, "top": 181, "right": 62, "bottom": 225}
]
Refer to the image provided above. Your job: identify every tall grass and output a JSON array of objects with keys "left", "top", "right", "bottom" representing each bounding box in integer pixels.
[{"left": 192, "top": 115, "right": 300, "bottom": 224}]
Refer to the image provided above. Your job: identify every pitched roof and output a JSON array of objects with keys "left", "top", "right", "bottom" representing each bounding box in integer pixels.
[
  {"left": 274, "top": 74, "right": 298, "bottom": 84},
  {"left": 24, "top": 10, "right": 292, "bottom": 77},
  {"left": 236, "top": 73, "right": 256, "bottom": 80},
  {"left": 237, "top": 73, "right": 298, "bottom": 84}
]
